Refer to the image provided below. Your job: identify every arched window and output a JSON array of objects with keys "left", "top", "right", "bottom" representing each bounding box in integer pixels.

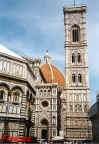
[
  {"left": 84, "top": 104, "right": 88, "bottom": 112},
  {"left": 72, "top": 53, "right": 75, "bottom": 63},
  {"left": 70, "top": 104, "right": 73, "bottom": 112},
  {"left": 8, "top": 91, "right": 11, "bottom": 102},
  {"left": 44, "top": 90, "right": 46, "bottom": 96},
  {"left": 13, "top": 91, "right": 20, "bottom": 102},
  {"left": 78, "top": 74, "right": 82, "bottom": 83},
  {"left": 75, "top": 104, "right": 78, "bottom": 112},
  {"left": 0, "top": 90, "right": 5, "bottom": 100},
  {"left": 78, "top": 104, "right": 82, "bottom": 112},
  {"left": 72, "top": 25, "right": 80, "bottom": 42},
  {"left": 78, "top": 53, "right": 81, "bottom": 63},
  {"left": 40, "top": 89, "right": 42, "bottom": 96},
  {"left": 72, "top": 74, "right": 76, "bottom": 83}
]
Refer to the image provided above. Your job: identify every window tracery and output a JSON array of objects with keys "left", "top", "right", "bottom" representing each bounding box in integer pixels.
[
  {"left": 78, "top": 74, "right": 82, "bottom": 83},
  {"left": 72, "top": 53, "right": 75, "bottom": 63},
  {"left": 78, "top": 53, "right": 81, "bottom": 63},
  {"left": 84, "top": 104, "right": 88, "bottom": 112},
  {"left": 72, "top": 74, "right": 76, "bottom": 83},
  {"left": 75, "top": 104, "right": 78, "bottom": 112},
  {"left": 0, "top": 85, "right": 8, "bottom": 101},
  {"left": 13, "top": 91, "right": 20, "bottom": 102},
  {"left": 11, "top": 88, "right": 22, "bottom": 104},
  {"left": 78, "top": 104, "right": 82, "bottom": 112},
  {"left": 72, "top": 25, "right": 80, "bottom": 42},
  {"left": 70, "top": 104, "right": 73, "bottom": 112}
]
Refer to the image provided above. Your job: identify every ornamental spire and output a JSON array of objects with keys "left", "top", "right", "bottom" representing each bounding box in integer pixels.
[
  {"left": 44, "top": 49, "right": 51, "bottom": 64},
  {"left": 46, "top": 49, "right": 48, "bottom": 56}
]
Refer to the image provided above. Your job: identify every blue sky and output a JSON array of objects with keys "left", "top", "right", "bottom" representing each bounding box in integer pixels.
[{"left": 0, "top": 0, "right": 98, "bottom": 105}]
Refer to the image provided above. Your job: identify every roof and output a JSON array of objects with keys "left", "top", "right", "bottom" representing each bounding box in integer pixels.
[
  {"left": 40, "top": 63, "right": 65, "bottom": 87},
  {"left": 0, "top": 44, "right": 23, "bottom": 59}
]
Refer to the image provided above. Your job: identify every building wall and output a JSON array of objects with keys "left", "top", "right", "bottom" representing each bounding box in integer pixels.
[{"left": 0, "top": 54, "right": 36, "bottom": 140}]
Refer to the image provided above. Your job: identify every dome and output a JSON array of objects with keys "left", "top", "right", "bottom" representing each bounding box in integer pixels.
[
  {"left": 0, "top": 44, "right": 23, "bottom": 59},
  {"left": 40, "top": 63, "right": 65, "bottom": 87}
]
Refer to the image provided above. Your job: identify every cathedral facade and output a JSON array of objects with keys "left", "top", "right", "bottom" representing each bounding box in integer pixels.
[{"left": 0, "top": 4, "right": 92, "bottom": 143}]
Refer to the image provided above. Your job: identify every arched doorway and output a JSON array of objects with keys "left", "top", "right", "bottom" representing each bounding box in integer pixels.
[
  {"left": 41, "top": 119, "right": 49, "bottom": 140},
  {"left": 41, "top": 129, "right": 48, "bottom": 139}
]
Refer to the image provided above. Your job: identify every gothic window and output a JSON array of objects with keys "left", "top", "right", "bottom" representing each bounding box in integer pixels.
[
  {"left": 13, "top": 91, "right": 20, "bottom": 102},
  {"left": 70, "top": 104, "right": 73, "bottom": 112},
  {"left": 78, "top": 104, "right": 82, "bottom": 112},
  {"left": 40, "top": 90, "right": 42, "bottom": 96},
  {"left": 72, "top": 53, "right": 75, "bottom": 63},
  {"left": 8, "top": 91, "right": 11, "bottom": 102},
  {"left": 72, "top": 74, "right": 76, "bottom": 83},
  {"left": 84, "top": 104, "right": 88, "bottom": 112},
  {"left": 72, "top": 25, "right": 80, "bottom": 42},
  {"left": 78, "top": 53, "right": 81, "bottom": 63},
  {"left": 44, "top": 90, "right": 46, "bottom": 96},
  {"left": 78, "top": 74, "right": 82, "bottom": 83},
  {"left": 11, "top": 88, "right": 22, "bottom": 103},
  {"left": 75, "top": 104, "right": 78, "bottom": 112},
  {"left": 48, "top": 89, "right": 50, "bottom": 95},
  {"left": 74, "top": 104, "right": 82, "bottom": 112},
  {"left": 0, "top": 90, "right": 5, "bottom": 100}
]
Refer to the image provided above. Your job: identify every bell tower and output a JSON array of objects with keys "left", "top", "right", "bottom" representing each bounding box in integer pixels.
[{"left": 63, "top": 4, "right": 92, "bottom": 142}]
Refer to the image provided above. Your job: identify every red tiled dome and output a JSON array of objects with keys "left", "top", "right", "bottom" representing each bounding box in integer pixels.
[{"left": 40, "top": 64, "right": 65, "bottom": 87}]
